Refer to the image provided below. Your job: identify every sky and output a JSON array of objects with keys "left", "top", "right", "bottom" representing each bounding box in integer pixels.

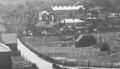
[{"left": 0, "top": 0, "right": 26, "bottom": 5}]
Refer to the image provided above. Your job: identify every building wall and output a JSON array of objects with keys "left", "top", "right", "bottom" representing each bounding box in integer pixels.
[
  {"left": 54, "top": 10, "right": 82, "bottom": 20},
  {"left": 0, "top": 52, "right": 11, "bottom": 69},
  {"left": 0, "top": 24, "right": 6, "bottom": 33}
]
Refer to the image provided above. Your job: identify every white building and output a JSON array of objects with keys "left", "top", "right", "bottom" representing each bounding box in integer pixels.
[
  {"left": 51, "top": 6, "right": 85, "bottom": 11},
  {"left": 51, "top": 5, "right": 85, "bottom": 20}
]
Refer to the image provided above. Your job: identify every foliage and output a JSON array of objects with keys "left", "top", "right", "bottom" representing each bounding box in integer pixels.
[
  {"left": 100, "top": 42, "right": 110, "bottom": 52},
  {"left": 86, "top": 0, "right": 120, "bottom": 12}
]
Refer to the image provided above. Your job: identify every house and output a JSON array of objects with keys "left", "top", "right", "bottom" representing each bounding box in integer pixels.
[
  {"left": 51, "top": 6, "right": 85, "bottom": 20},
  {"left": 86, "top": 6, "right": 106, "bottom": 20},
  {"left": 51, "top": 6, "right": 85, "bottom": 11},
  {"left": 38, "top": 11, "right": 50, "bottom": 21},
  {"left": 60, "top": 18, "right": 85, "bottom": 30},
  {"left": 38, "top": 10, "right": 57, "bottom": 26}
]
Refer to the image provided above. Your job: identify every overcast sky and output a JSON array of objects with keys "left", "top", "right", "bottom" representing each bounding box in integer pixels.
[{"left": 0, "top": 0, "right": 26, "bottom": 5}]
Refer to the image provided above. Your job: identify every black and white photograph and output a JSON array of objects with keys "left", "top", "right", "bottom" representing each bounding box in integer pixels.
[{"left": 0, "top": 0, "right": 120, "bottom": 69}]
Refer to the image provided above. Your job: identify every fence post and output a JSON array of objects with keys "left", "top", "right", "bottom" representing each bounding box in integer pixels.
[
  {"left": 99, "top": 61, "right": 101, "bottom": 68},
  {"left": 88, "top": 60, "right": 90, "bottom": 67},
  {"left": 81, "top": 60, "right": 83, "bottom": 66},
  {"left": 111, "top": 61, "right": 113, "bottom": 68}
]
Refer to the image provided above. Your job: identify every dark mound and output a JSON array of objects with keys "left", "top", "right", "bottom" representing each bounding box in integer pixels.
[{"left": 75, "top": 35, "right": 97, "bottom": 47}]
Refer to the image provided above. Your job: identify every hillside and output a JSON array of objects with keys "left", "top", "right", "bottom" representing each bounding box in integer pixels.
[
  {"left": 0, "top": 0, "right": 80, "bottom": 6},
  {"left": 0, "top": 0, "right": 83, "bottom": 33},
  {"left": 0, "top": 0, "right": 119, "bottom": 33}
]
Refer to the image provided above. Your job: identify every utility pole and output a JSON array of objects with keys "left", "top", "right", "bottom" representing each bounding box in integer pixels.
[{"left": 99, "top": 30, "right": 102, "bottom": 48}]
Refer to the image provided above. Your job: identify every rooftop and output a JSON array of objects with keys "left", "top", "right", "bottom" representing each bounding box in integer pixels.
[
  {"left": 0, "top": 43, "right": 11, "bottom": 52},
  {"left": 61, "top": 18, "right": 84, "bottom": 23},
  {"left": 51, "top": 5, "right": 85, "bottom": 11}
]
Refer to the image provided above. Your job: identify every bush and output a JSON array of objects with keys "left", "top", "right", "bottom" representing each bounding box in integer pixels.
[{"left": 100, "top": 42, "right": 110, "bottom": 52}]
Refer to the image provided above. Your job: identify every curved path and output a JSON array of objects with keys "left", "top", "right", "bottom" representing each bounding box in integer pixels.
[{"left": 18, "top": 39, "right": 53, "bottom": 69}]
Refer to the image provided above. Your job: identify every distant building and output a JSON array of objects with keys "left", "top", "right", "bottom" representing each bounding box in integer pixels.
[
  {"left": 51, "top": 5, "right": 85, "bottom": 20},
  {"left": 86, "top": 6, "right": 106, "bottom": 20},
  {"left": 37, "top": 6, "right": 85, "bottom": 27},
  {"left": 38, "top": 11, "right": 50, "bottom": 21},
  {"left": 86, "top": 9, "right": 99, "bottom": 20},
  {"left": 109, "top": 8, "right": 120, "bottom": 17},
  {"left": 38, "top": 10, "right": 57, "bottom": 25},
  {"left": 51, "top": 6, "right": 85, "bottom": 11},
  {"left": 108, "top": 13, "right": 120, "bottom": 18},
  {"left": 60, "top": 18, "right": 84, "bottom": 27}
]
